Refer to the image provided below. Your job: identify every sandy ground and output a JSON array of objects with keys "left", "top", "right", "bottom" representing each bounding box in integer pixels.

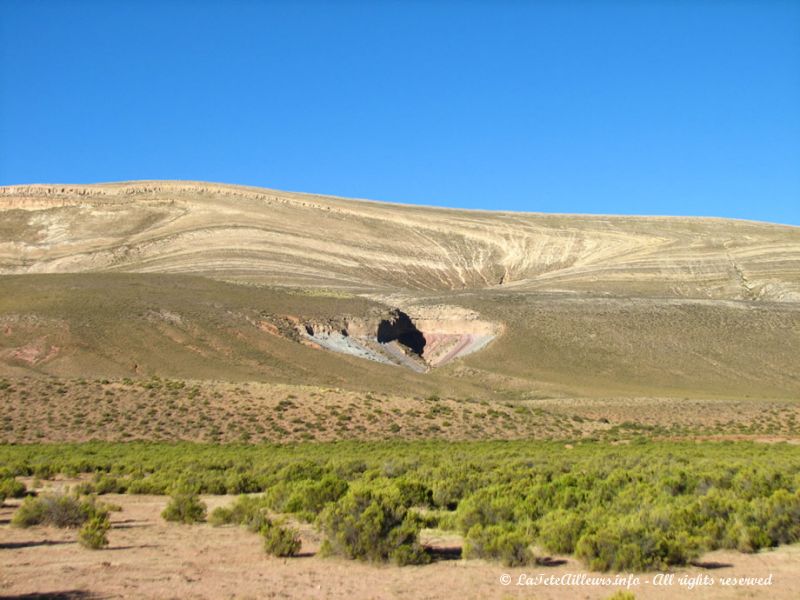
[{"left": 1, "top": 489, "right": 798, "bottom": 600}]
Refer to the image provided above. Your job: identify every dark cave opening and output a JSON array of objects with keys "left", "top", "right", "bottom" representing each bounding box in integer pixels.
[{"left": 376, "top": 311, "right": 426, "bottom": 356}]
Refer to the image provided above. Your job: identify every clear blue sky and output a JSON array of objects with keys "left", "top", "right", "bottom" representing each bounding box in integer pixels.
[{"left": 1, "top": 1, "right": 799, "bottom": 225}]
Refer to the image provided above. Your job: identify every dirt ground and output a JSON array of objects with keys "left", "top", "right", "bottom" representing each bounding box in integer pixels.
[{"left": 1, "top": 488, "right": 797, "bottom": 600}]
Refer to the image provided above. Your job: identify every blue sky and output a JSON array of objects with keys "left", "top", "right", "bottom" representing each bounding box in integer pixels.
[{"left": 1, "top": 1, "right": 798, "bottom": 225}]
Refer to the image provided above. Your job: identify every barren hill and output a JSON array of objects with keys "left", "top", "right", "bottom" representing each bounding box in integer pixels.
[
  {"left": 2, "top": 181, "right": 799, "bottom": 300},
  {"left": 1, "top": 181, "right": 799, "bottom": 405}
]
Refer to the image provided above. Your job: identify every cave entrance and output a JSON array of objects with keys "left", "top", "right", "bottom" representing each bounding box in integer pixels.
[{"left": 376, "top": 311, "right": 426, "bottom": 356}]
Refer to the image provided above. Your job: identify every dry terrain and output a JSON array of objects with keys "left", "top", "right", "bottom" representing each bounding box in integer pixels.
[
  {"left": 1, "top": 181, "right": 800, "bottom": 600},
  {"left": 2, "top": 377, "right": 799, "bottom": 445},
  {"left": 1, "top": 480, "right": 798, "bottom": 600},
  {"left": 1, "top": 182, "right": 799, "bottom": 404},
  {"left": 2, "top": 182, "right": 799, "bottom": 301}
]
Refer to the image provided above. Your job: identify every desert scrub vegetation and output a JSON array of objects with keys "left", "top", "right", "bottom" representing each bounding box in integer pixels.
[
  {"left": 78, "top": 514, "right": 111, "bottom": 549},
  {"left": 210, "top": 495, "right": 271, "bottom": 530},
  {"left": 318, "top": 485, "right": 430, "bottom": 565},
  {"left": 12, "top": 492, "right": 109, "bottom": 528},
  {"left": 162, "top": 490, "right": 207, "bottom": 524},
  {"left": 261, "top": 519, "right": 302, "bottom": 557},
  {"left": 463, "top": 523, "right": 533, "bottom": 566},
  {"left": 0, "top": 477, "right": 26, "bottom": 505},
  {"left": 1, "top": 440, "right": 799, "bottom": 570},
  {"left": 210, "top": 495, "right": 301, "bottom": 556}
]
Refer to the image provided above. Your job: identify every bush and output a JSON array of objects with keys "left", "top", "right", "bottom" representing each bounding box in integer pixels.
[
  {"left": 574, "top": 515, "right": 702, "bottom": 571},
  {"left": 463, "top": 524, "right": 533, "bottom": 566},
  {"left": 161, "top": 492, "right": 207, "bottom": 524},
  {"left": 455, "top": 487, "right": 518, "bottom": 532},
  {"left": 79, "top": 515, "right": 110, "bottom": 549},
  {"left": 209, "top": 495, "right": 300, "bottom": 556},
  {"left": 750, "top": 489, "right": 800, "bottom": 547},
  {"left": 12, "top": 493, "right": 106, "bottom": 528},
  {"left": 209, "top": 505, "right": 236, "bottom": 526},
  {"left": 395, "top": 480, "right": 433, "bottom": 508},
  {"left": 537, "top": 509, "right": 586, "bottom": 554},
  {"left": 261, "top": 519, "right": 302, "bottom": 557},
  {"left": 318, "top": 487, "right": 429, "bottom": 565},
  {"left": 94, "top": 474, "right": 126, "bottom": 495},
  {"left": 224, "top": 472, "right": 260, "bottom": 495},
  {"left": 0, "top": 478, "right": 27, "bottom": 502},
  {"left": 274, "top": 475, "right": 349, "bottom": 519},
  {"left": 2, "top": 440, "right": 800, "bottom": 571},
  {"left": 209, "top": 495, "right": 270, "bottom": 531},
  {"left": 126, "top": 477, "right": 166, "bottom": 495},
  {"left": 431, "top": 476, "right": 475, "bottom": 510}
]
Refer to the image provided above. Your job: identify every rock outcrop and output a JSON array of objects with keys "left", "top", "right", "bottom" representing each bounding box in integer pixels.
[{"left": 1, "top": 180, "right": 799, "bottom": 300}]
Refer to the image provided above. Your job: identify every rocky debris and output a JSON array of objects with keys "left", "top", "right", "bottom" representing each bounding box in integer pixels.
[
  {"left": 0, "top": 182, "right": 327, "bottom": 213},
  {"left": 258, "top": 306, "right": 498, "bottom": 372}
]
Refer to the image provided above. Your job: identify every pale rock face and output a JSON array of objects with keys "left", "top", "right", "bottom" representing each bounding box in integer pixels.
[{"left": 1, "top": 181, "right": 799, "bottom": 301}]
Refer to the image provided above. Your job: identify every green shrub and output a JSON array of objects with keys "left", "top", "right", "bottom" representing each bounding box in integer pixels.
[
  {"left": 161, "top": 492, "right": 207, "bottom": 524},
  {"left": 0, "top": 478, "right": 27, "bottom": 502},
  {"left": 272, "top": 475, "right": 349, "bottom": 519},
  {"left": 261, "top": 519, "right": 301, "bottom": 557},
  {"left": 73, "top": 482, "right": 96, "bottom": 495},
  {"left": 431, "top": 476, "right": 475, "bottom": 510},
  {"left": 12, "top": 493, "right": 106, "bottom": 528},
  {"left": 727, "top": 519, "right": 770, "bottom": 553},
  {"left": 537, "top": 509, "right": 586, "bottom": 554},
  {"left": 126, "top": 477, "right": 166, "bottom": 495},
  {"left": 574, "top": 515, "right": 702, "bottom": 571},
  {"left": 224, "top": 472, "right": 260, "bottom": 495},
  {"left": 395, "top": 480, "right": 433, "bottom": 508},
  {"left": 78, "top": 515, "right": 110, "bottom": 549},
  {"left": 210, "top": 497, "right": 301, "bottom": 557},
  {"left": 209, "top": 505, "right": 236, "bottom": 526},
  {"left": 94, "top": 474, "right": 126, "bottom": 495},
  {"left": 750, "top": 489, "right": 800, "bottom": 546},
  {"left": 2, "top": 440, "right": 800, "bottom": 571},
  {"left": 209, "top": 495, "right": 270, "bottom": 531},
  {"left": 606, "top": 592, "right": 636, "bottom": 600},
  {"left": 463, "top": 524, "right": 533, "bottom": 566},
  {"left": 318, "top": 487, "right": 429, "bottom": 565},
  {"left": 455, "top": 487, "right": 517, "bottom": 531}
]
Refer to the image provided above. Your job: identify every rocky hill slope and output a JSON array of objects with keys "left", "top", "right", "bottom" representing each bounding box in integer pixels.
[
  {"left": 1, "top": 181, "right": 799, "bottom": 401},
  {"left": 2, "top": 181, "right": 799, "bottom": 300}
]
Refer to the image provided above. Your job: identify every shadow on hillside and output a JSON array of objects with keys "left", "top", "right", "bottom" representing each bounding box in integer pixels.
[
  {"left": 536, "top": 556, "right": 568, "bottom": 567},
  {"left": 110, "top": 521, "right": 148, "bottom": 530},
  {"left": 0, "top": 592, "right": 100, "bottom": 600},
  {"left": 425, "top": 545, "right": 462, "bottom": 561},
  {"left": 0, "top": 540, "right": 72, "bottom": 550},
  {"left": 691, "top": 560, "right": 734, "bottom": 569}
]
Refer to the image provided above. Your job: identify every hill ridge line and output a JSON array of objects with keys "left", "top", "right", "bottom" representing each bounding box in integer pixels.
[{"left": 1, "top": 180, "right": 796, "bottom": 228}]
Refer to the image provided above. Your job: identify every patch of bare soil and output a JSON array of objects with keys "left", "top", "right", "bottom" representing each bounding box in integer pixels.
[{"left": 1, "top": 490, "right": 797, "bottom": 600}]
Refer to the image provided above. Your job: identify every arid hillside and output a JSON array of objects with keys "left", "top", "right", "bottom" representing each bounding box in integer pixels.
[
  {"left": 2, "top": 181, "right": 799, "bottom": 300},
  {"left": 1, "top": 181, "right": 799, "bottom": 411}
]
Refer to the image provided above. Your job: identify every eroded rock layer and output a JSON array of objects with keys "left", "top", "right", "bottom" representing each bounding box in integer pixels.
[{"left": 2, "top": 181, "right": 799, "bottom": 301}]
